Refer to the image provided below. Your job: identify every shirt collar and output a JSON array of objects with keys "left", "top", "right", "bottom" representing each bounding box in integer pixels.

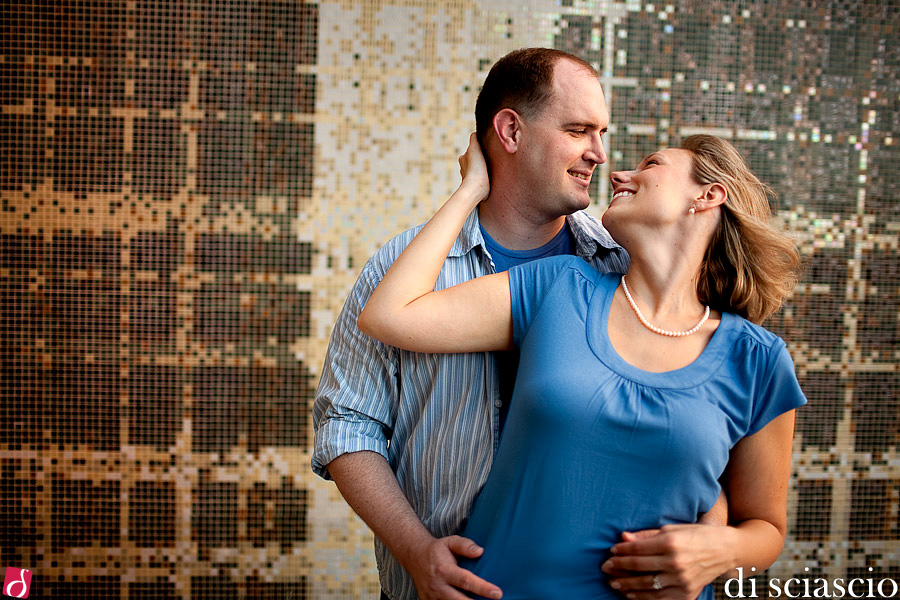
[
  {"left": 448, "top": 209, "right": 486, "bottom": 258},
  {"left": 566, "top": 210, "right": 622, "bottom": 260}
]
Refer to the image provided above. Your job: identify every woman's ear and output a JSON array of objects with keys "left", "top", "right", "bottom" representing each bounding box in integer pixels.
[
  {"left": 492, "top": 108, "right": 521, "bottom": 154},
  {"left": 696, "top": 182, "right": 728, "bottom": 210}
]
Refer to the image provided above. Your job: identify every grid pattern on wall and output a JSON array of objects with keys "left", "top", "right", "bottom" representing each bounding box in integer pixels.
[{"left": 1, "top": 0, "right": 898, "bottom": 597}]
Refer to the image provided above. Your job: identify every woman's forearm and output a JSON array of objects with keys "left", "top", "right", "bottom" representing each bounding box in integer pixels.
[
  {"left": 358, "top": 135, "right": 512, "bottom": 353},
  {"left": 716, "top": 519, "right": 786, "bottom": 579},
  {"left": 603, "top": 518, "right": 785, "bottom": 598},
  {"left": 360, "top": 180, "right": 484, "bottom": 321}
]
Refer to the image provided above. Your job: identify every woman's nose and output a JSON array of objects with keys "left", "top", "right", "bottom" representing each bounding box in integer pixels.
[{"left": 610, "top": 170, "right": 630, "bottom": 185}]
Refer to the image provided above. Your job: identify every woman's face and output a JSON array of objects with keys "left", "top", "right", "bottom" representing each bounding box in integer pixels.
[{"left": 602, "top": 148, "right": 705, "bottom": 242}]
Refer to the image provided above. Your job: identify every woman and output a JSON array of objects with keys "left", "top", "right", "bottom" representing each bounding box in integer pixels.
[{"left": 358, "top": 134, "right": 806, "bottom": 599}]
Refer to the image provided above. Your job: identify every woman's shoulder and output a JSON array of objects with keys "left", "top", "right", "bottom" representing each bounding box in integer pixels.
[
  {"left": 718, "top": 315, "right": 806, "bottom": 431},
  {"left": 727, "top": 314, "right": 786, "bottom": 352},
  {"left": 516, "top": 255, "right": 621, "bottom": 289},
  {"left": 568, "top": 257, "right": 622, "bottom": 293},
  {"left": 526, "top": 254, "right": 620, "bottom": 278},
  {"left": 718, "top": 314, "right": 793, "bottom": 379}
]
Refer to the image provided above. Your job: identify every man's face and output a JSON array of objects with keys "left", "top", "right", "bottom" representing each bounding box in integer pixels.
[{"left": 515, "top": 59, "right": 609, "bottom": 220}]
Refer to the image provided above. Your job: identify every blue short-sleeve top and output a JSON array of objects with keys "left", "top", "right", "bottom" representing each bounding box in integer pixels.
[{"left": 460, "top": 255, "right": 807, "bottom": 599}]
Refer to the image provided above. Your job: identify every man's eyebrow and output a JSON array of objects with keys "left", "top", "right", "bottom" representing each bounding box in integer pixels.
[{"left": 561, "top": 121, "right": 608, "bottom": 133}]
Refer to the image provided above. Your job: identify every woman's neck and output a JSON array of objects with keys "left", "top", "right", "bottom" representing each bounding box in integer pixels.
[{"left": 621, "top": 235, "right": 707, "bottom": 320}]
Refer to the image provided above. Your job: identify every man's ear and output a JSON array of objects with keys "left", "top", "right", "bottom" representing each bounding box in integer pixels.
[
  {"left": 696, "top": 182, "right": 728, "bottom": 210},
  {"left": 492, "top": 108, "right": 522, "bottom": 154}
]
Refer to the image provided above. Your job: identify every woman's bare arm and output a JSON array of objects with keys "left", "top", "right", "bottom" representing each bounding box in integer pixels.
[
  {"left": 719, "top": 408, "right": 796, "bottom": 570},
  {"left": 358, "top": 134, "right": 514, "bottom": 353}
]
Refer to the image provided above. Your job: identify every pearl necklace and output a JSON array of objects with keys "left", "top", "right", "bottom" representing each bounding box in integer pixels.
[{"left": 620, "top": 275, "right": 710, "bottom": 337}]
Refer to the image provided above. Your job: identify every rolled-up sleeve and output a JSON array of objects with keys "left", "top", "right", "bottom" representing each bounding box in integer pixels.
[{"left": 311, "top": 259, "right": 399, "bottom": 480}]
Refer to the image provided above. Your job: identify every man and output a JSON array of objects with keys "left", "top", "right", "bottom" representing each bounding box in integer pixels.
[{"left": 313, "top": 48, "right": 719, "bottom": 599}]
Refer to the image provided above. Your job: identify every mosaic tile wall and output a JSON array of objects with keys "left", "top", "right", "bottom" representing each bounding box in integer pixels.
[{"left": 1, "top": 0, "right": 897, "bottom": 597}]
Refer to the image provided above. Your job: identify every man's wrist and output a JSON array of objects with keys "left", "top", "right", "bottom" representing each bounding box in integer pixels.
[{"left": 392, "top": 528, "right": 438, "bottom": 573}]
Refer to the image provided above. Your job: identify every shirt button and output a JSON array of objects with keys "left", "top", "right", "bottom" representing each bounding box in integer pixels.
[{"left": 494, "top": 400, "right": 502, "bottom": 408}]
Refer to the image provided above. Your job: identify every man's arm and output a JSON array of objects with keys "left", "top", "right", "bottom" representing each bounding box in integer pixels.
[
  {"left": 327, "top": 452, "right": 502, "bottom": 600},
  {"left": 698, "top": 488, "right": 728, "bottom": 526},
  {"left": 312, "top": 258, "right": 502, "bottom": 600}
]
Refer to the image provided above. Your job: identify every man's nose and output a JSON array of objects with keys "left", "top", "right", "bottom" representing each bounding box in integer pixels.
[{"left": 586, "top": 133, "right": 607, "bottom": 165}]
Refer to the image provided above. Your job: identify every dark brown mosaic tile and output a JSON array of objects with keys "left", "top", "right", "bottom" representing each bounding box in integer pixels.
[{"left": 128, "top": 481, "right": 176, "bottom": 547}]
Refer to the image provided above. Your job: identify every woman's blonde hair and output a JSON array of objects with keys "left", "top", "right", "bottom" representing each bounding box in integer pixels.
[{"left": 681, "top": 135, "right": 801, "bottom": 324}]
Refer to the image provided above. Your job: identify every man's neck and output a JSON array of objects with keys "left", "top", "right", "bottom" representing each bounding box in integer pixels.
[{"left": 478, "top": 197, "right": 568, "bottom": 252}]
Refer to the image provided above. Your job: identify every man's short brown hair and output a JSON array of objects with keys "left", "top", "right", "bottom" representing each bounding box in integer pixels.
[{"left": 474, "top": 48, "right": 598, "bottom": 143}]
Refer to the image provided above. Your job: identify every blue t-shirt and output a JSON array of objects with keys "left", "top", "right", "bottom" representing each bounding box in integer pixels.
[
  {"left": 481, "top": 222, "right": 575, "bottom": 431},
  {"left": 480, "top": 222, "right": 574, "bottom": 273},
  {"left": 460, "top": 255, "right": 807, "bottom": 599}
]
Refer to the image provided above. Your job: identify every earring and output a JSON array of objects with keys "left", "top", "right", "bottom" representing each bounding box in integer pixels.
[{"left": 688, "top": 204, "right": 696, "bottom": 214}]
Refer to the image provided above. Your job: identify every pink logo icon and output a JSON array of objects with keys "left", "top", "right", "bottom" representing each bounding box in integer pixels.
[{"left": 3, "top": 568, "right": 31, "bottom": 598}]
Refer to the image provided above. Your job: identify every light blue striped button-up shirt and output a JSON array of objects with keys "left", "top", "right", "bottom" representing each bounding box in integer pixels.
[{"left": 312, "top": 208, "right": 629, "bottom": 600}]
